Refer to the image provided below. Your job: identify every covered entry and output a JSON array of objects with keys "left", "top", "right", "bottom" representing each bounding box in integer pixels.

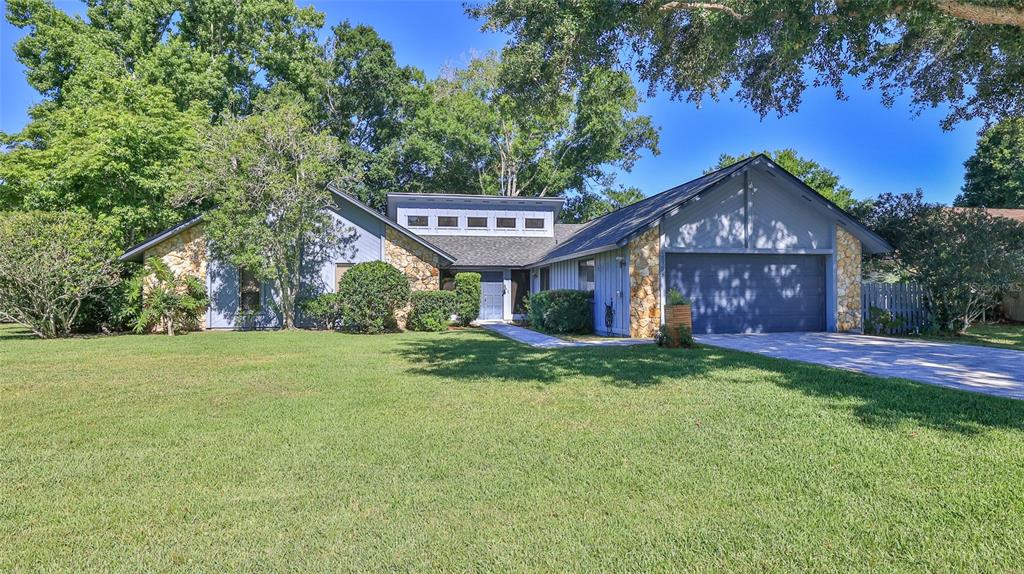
[
  {"left": 478, "top": 271, "right": 505, "bottom": 320},
  {"left": 665, "top": 253, "right": 826, "bottom": 334}
]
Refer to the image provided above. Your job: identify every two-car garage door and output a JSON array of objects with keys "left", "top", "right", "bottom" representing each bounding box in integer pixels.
[{"left": 665, "top": 253, "right": 826, "bottom": 334}]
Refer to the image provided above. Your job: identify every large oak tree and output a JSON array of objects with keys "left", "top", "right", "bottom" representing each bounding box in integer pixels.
[{"left": 471, "top": 0, "right": 1024, "bottom": 130}]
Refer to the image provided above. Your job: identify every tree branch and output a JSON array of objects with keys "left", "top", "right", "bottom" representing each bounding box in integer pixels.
[
  {"left": 657, "top": 1, "right": 745, "bottom": 20},
  {"left": 934, "top": 0, "right": 1024, "bottom": 27}
]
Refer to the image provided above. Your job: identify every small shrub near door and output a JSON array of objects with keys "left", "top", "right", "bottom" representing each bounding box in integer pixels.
[
  {"left": 529, "top": 289, "right": 593, "bottom": 333},
  {"left": 337, "top": 261, "right": 410, "bottom": 333},
  {"left": 455, "top": 272, "right": 481, "bottom": 326},
  {"left": 407, "top": 291, "right": 457, "bottom": 332}
]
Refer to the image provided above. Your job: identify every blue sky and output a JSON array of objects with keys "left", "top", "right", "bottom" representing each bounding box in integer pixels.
[{"left": 0, "top": 0, "right": 982, "bottom": 204}]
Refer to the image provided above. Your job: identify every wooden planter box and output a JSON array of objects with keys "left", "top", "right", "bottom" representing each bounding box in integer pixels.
[{"left": 664, "top": 304, "right": 693, "bottom": 347}]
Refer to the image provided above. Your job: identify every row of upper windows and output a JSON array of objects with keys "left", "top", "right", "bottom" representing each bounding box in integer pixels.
[{"left": 405, "top": 214, "right": 546, "bottom": 230}]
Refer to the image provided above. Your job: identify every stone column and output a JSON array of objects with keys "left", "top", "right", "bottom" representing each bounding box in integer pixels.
[
  {"left": 628, "top": 226, "right": 661, "bottom": 339},
  {"left": 835, "top": 226, "right": 863, "bottom": 332},
  {"left": 142, "top": 224, "right": 208, "bottom": 330},
  {"left": 384, "top": 227, "right": 440, "bottom": 328}
]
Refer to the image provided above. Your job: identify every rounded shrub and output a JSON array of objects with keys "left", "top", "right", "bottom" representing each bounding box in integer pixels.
[
  {"left": 528, "top": 289, "right": 593, "bottom": 334},
  {"left": 407, "top": 290, "right": 457, "bottom": 332},
  {"left": 337, "top": 261, "right": 410, "bottom": 333},
  {"left": 300, "top": 292, "right": 344, "bottom": 330},
  {"left": 454, "top": 272, "right": 481, "bottom": 326}
]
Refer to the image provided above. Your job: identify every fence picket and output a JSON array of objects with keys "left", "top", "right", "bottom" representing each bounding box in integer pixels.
[{"left": 861, "top": 281, "right": 929, "bottom": 334}]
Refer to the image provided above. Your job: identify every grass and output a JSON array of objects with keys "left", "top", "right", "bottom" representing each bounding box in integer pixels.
[
  {"left": 921, "top": 322, "right": 1024, "bottom": 351},
  {"left": 2, "top": 324, "right": 1024, "bottom": 572}
]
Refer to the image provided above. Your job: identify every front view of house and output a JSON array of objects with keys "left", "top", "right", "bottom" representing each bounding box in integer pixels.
[{"left": 122, "top": 155, "right": 891, "bottom": 336}]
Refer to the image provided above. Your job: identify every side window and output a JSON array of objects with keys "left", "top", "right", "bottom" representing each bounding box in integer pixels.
[
  {"left": 540, "top": 267, "right": 550, "bottom": 291},
  {"left": 496, "top": 217, "right": 517, "bottom": 229},
  {"left": 437, "top": 216, "right": 459, "bottom": 228},
  {"left": 467, "top": 217, "right": 488, "bottom": 229},
  {"left": 525, "top": 218, "right": 545, "bottom": 230},
  {"left": 407, "top": 215, "right": 428, "bottom": 227},
  {"left": 335, "top": 263, "right": 352, "bottom": 291},
  {"left": 578, "top": 259, "right": 595, "bottom": 292},
  {"left": 239, "top": 268, "right": 261, "bottom": 312}
]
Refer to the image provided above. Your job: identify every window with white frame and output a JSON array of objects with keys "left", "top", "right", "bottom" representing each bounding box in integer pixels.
[
  {"left": 578, "top": 259, "right": 595, "bottom": 292},
  {"left": 437, "top": 215, "right": 459, "bottom": 228},
  {"left": 467, "top": 216, "right": 488, "bottom": 228},
  {"left": 496, "top": 217, "right": 517, "bottom": 229},
  {"left": 524, "top": 217, "right": 545, "bottom": 230},
  {"left": 407, "top": 215, "right": 428, "bottom": 227}
]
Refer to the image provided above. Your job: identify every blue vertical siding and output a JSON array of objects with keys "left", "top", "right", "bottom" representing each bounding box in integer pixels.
[
  {"left": 529, "top": 247, "right": 630, "bottom": 336},
  {"left": 205, "top": 195, "right": 386, "bottom": 329}
]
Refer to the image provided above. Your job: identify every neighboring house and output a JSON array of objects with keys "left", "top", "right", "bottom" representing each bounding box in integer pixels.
[{"left": 121, "top": 154, "right": 891, "bottom": 335}]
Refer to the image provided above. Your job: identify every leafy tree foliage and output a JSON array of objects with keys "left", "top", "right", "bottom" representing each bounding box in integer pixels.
[
  {"left": 956, "top": 117, "right": 1024, "bottom": 208},
  {"left": 863, "top": 191, "right": 1024, "bottom": 332},
  {"left": 308, "top": 23, "right": 429, "bottom": 210},
  {"left": 1, "top": 0, "right": 324, "bottom": 245},
  {"left": 182, "top": 90, "right": 355, "bottom": 329},
  {"left": 711, "top": 149, "right": 857, "bottom": 210},
  {"left": 399, "top": 53, "right": 659, "bottom": 199},
  {"left": 125, "top": 258, "right": 208, "bottom": 336},
  {"left": 471, "top": 0, "right": 1024, "bottom": 130},
  {"left": 561, "top": 186, "right": 645, "bottom": 223},
  {"left": 0, "top": 211, "right": 120, "bottom": 338}
]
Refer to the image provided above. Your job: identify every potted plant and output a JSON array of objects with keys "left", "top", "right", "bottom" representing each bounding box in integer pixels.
[{"left": 664, "top": 288, "right": 693, "bottom": 347}]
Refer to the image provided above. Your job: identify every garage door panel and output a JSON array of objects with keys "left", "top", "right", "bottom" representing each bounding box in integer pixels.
[{"left": 667, "top": 253, "right": 826, "bottom": 334}]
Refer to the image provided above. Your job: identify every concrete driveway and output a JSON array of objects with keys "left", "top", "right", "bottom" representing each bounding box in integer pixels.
[{"left": 696, "top": 332, "right": 1024, "bottom": 400}]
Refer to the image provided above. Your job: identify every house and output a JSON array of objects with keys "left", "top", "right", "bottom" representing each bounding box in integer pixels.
[{"left": 121, "top": 154, "right": 891, "bottom": 335}]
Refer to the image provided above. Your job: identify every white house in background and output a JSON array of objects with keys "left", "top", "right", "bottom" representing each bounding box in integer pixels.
[{"left": 121, "top": 155, "right": 891, "bottom": 337}]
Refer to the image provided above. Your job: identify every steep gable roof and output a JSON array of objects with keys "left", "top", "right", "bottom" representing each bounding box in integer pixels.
[
  {"left": 532, "top": 154, "right": 892, "bottom": 264},
  {"left": 534, "top": 157, "right": 758, "bottom": 264}
]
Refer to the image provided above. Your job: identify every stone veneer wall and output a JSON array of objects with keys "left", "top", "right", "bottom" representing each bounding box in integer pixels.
[
  {"left": 835, "top": 225, "right": 863, "bottom": 332},
  {"left": 142, "top": 223, "right": 208, "bottom": 330},
  {"left": 384, "top": 227, "right": 440, "bottom": 327},
  {"left": 628, "top": 226, "right": 661, "bottom": 339}
]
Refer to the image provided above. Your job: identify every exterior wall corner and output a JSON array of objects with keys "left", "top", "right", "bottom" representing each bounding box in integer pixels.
[
  {"left": 628, "top": 226, "right": 661, "bottom": 339},
  {"left": 835, "top": 226, "right": 863, "bottom": 333},
  {"left": 384, "top": 227, "right": 440, "bottom": 328},
  {"left": 141, "top": 223, "right": 209, "bottom": 330}
]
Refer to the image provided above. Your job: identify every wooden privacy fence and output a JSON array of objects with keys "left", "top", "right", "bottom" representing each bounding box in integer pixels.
[{"left": 861, "top": 282, "right": 930, "bottom": 334}]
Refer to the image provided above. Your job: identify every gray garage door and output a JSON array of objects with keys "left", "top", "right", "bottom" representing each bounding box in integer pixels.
[
  {"left": 479, "top": 271, "right": 504, "bottom": 320},
  {"left": 665, "top": 253, "right": 826, "bottom": 334}
]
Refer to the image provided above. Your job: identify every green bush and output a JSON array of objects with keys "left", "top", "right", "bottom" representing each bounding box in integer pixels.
[
  {"left": 0, "top": 211, "right": 121, "bottom": 338},
  {"left": 408, "top": 290, "right": 457, "bottom": 332},
  {"left": 454, "top": 272, "right": 481, "bottom": 326},
  {"left": 336, "top": 261, "right": 410, "bottom": 333},
  {"left": 300, "top": 292, "right": 345, "bottom": 330},
  {"left": 677, "top": 324, "right": 696, "bottom": 348},
  {"left": 528, "top": 289, "right": 593, "bottom": 333},
  {"left": 126, "top": 258, "right": 209, "bottom": 336}
]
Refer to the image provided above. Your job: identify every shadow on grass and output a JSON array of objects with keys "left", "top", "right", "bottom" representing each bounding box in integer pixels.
[
  {"left": 0, "top": 324, "right": 37, "bottom": 341},
  {"left": 397, "top": 331, "right": 1024, "bottom": 436}
]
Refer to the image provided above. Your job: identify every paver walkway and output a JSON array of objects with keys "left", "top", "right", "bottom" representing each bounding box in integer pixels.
[
  {"left": 480, "top": 323, "right": 651, "bottom": 349},
  {"left": 696, "top": 332, "right": 1024, "bottom": 400}
]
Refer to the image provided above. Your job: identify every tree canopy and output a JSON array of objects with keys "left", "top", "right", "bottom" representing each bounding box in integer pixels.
[
  {"left": 471, "top": 0, "right": 1024, "bottom": 130},
  {"left": 710, "top": 149, "right": 857, "bottom": 210},
  {"left": 955, "top": 117, "right": 1024, "bottom": 208},
  {"left": 398, "top": 53, "right": 659, "bottom": 200}
]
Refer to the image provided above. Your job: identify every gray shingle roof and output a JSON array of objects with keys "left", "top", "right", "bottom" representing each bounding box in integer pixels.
[
  {"left": 535, "top": 157, "right": 758, "bottom": 263},
  {"left": 420, "top": 224, "right": 586, "bottom": 268}
]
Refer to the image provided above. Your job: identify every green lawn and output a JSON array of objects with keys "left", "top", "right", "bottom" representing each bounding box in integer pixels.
[
  {"left": 2, "top": 325, "right": 1024, "bottom": 572},
  {"left": 923, "top": 322, "right": 1024, "bottom": 350}
]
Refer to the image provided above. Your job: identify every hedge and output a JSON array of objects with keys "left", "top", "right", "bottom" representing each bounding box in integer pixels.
[
  {"left": 454, "top": 272, "right": 481, "bottom": 326},
  {"left": 407, "top": 290, "right": 457, "bottom": 332},
  {"left": 528, "top": 289, "right": 593, "bottom": 334},
  {"left": 337, "top": 261, "right": 410, "bottom": 333}
]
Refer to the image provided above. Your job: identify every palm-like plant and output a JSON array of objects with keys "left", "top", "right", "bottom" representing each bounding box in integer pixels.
[{"left": 126, "top": 259, "right": 208, "bottom": 336}]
